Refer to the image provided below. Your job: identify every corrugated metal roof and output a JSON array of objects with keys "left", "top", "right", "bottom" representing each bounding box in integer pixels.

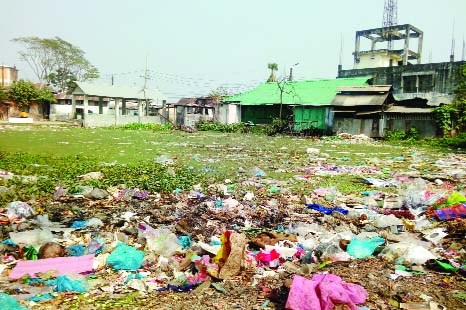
[
  {"left": 223, "top": 77, "right": 370, "bottom": 106},
  {"left": 332, "top": 93, "right": 389, "bottom": 106},
  {"left": 55, "top": 92, "right": 110, "bottom": 101},
  {"left": 337, "top": 85, "right": 392, "bottom": 92},
  {"left": 385, "top": 106, "right": 433, "bottom": 113},
  {"left": 72, "top": 82, "right": 166, "bottom": 101}
]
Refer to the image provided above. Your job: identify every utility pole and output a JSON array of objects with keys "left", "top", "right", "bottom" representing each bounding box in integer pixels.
[
  {"left": 462, "top": 37, "right": 465, "bottom": 61},
  {"left": 111, "top": 75, "right": 114, "bottom": 85},
  {"left": 143, "top": 55, "right": 150, "bottom": 117}
]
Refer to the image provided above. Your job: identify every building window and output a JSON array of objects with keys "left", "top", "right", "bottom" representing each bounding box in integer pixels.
[
  {"left": 403, "top": 76, "right": 417, "bottom": 93},
  {"left": 418, "top": 75, "right": 433, "bottom": 93}
]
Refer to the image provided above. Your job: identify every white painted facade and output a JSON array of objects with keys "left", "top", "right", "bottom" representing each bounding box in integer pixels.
[
  {"left": 218, "top": 103, "right": 241, "bottom": 124},
  {"left": 354, "top": 51, "right": 401, "bottom": 69}
]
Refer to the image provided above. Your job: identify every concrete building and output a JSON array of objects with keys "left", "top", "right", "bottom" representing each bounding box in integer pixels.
[
  {"left": 353, "top": 24, "right": 423, "bottom": 69},
  {"left": 0, "top": 65, "right": 19, "bottom": 87},
  {"left": 56, "top": 82, "right": 167, "bottom": 127},
  {"left": 338, "top": 24, "right": 465, "bottom": 111}
]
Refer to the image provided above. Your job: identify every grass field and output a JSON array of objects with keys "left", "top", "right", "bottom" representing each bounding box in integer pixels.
[{"left": 0, "top": 125, "right": 451, "bottom": 204}]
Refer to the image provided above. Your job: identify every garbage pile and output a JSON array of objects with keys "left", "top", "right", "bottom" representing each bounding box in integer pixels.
[{"left": 1, "top": 155, "right": 466, "bottom": 309}]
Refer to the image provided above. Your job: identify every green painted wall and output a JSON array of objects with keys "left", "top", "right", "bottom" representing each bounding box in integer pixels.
[
  {"left": 293, "top": 106, "right": 329, "bottom": 130},
  {"left": 241, "top": 105, "right": 291, "bottom": 124}
]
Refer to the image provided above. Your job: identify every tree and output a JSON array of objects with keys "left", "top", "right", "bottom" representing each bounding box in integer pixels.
[
  {"left": 433, "top": 64, "right": 466, "bottom": 136},
  {"left": 275, "top": 75, "right": 298, "bottom": 121},
  {"left": 208, "top": 86, "right": 232, "bottom": 102},
  {"left": 8, "top": 80, "right": 55, "bottom": 109},
  {"left": 454, "top": 64, "right": 466, "bottom": 132},
  {"left": 0, "top": 87, "right": 7, "bottom": 102},
  {"left": 12, "top": 36, "right": 99, "bottom": 92},
  {"left": 267, "top": 63, "right": 278, "bottom": 82}
]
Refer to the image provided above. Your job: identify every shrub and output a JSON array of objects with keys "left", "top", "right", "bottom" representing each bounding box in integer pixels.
[
  {"left": 385, "top": 127, "right": 419, "bottom": 142},
  {"left": 114, "top": 123, "right": 173, "bottom": 131}
]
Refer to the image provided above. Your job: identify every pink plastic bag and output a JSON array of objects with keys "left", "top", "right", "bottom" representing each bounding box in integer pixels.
[{"left": 286, "top": 274, "right": 367, "bottom": 310}]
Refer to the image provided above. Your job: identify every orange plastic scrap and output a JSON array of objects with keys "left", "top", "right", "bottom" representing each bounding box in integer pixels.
[
  {"left": 213, "top": 231, "right": 232, "bottom": 266},
  {"left": 0, "top": 214, "right": 9, "bottom": 225}
]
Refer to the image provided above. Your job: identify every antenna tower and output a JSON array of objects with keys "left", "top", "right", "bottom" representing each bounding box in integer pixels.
[{"left": 382, "top": 0, "right": 398, "bottom": 50}]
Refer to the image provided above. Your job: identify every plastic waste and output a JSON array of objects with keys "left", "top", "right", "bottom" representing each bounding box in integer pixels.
[
  {"left": 0, "top": 293, "right": 26, "bottom": 310},
  {"left": 423, "top": 228, "right": 448, "bottom": 245},
  {"left": 78, "top": 171, "right": 104, "bottom": 180},
  {"left": 6, "top": 201, "right": 34, "bottom": 219},
  {"left": 379, "top": 242, "right": 435, "bottom": 264},
  {"left": 10, "top": 229, "right": 53, "bottom": 245},
  {"left": 70, "top": 220, "right": 87, "bottom": 228},
  {"left": 67, "top": 245, "right": 86, "bottom": 256},
  {"left": 314, "top": 242, "right": 352, "bottom": 262},
  {"left": 404, "top": 246, "right": 436, "bottom": 265},
  {"left": 286, "top": 274, "right": 367, "bottom": 310},
  {"left": 107, "top": 243, "right": 144, "bottom": 270},
  {"left": 305, "top": 203, "right": 348, "bottom": 215},
  {"left": 243, "top": 192, "right": 255, "bottom": 201},
  {"left": 306, "top": 148, "right": 320, "bottom": 154},
  {"left": 35, "top": 214, "right": 54, "bottom": 227},
  {"left": 373, "top": 214, "right": 403, "bottom": 228},
  {"left": 256, "top": 249, "right": 281, "bottom": 266},
  {"left": 138, "top": 224, "right": 179, "bottom": 257},
  {"left": 54, "top": 275, "right": 88, "bottom": 293},
  {"left": 346, "top": 237, "right": 385, "bottom": 259},
  {"left": 178, "top": 236, "right": 192, "bottom": 250},
  {"left": 23, "top": 245, "right": 38, "bottom": 260},
  {"left": 251, "top": 167, "right": 266, "bottom": 177},
  {"left": 154, "top": 155, "right": 174, "bottom": 165},
  {"left": 87, "top": 218, "right": 104, "bottom": 228},
  {"left": 265, "top": 244, "right": 297, "bottom": 258},
  {"left": 28, "top": 293, "right": 55, "bottom": 302},
  {"left": 434, "top": 204, "right": 466, "bottom": 220},
  {"left": 446, "top": 192, "right": 466, "bottom": 205},
  {"left": 88, "top": 238, "right": 105, "bottom": 255}
]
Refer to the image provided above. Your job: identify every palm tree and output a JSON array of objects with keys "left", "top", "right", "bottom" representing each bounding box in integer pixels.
[{"left": 267, "top": 63, "right": 278, "bottom": 82}]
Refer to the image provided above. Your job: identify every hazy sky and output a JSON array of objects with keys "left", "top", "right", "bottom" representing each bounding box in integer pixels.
[{"left": 1, "top": 0, "right": 465, "bottom": 101}]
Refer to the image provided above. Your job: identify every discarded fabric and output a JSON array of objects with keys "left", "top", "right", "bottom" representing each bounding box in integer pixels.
[
  {"left": 285, "top": 274, "right": 367, "bottom": 310},
  {"left": 9, "top": 254, "right": 94, "bottom": 280}
]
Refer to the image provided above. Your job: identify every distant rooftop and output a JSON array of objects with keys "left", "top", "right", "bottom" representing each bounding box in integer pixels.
[{"left": 72, "top": 82, "right": 167, "bottom": 101}]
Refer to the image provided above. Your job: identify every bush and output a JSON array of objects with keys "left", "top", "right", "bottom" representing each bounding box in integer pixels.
[
  {"left": 196, "top": 120, "right": 264, "bottom": 134},
  {"left": 430, "top": 133, "right": 466, "bottom": 149},
  {"left": 384, "top": 127, "right": 419, "bottom": 142},
  {"left": 264, "top": 118, "right": 289, "bottom": 136},
  {"left": 114, "top": 123, "right": 173, "bottom": 131}
]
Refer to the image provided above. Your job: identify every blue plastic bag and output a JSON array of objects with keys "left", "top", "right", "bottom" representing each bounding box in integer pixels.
[
  {"left": 28, "top": 293, "right": 55, "bottom": 302},
  {"left": 107, "top": 243, "right": 144, "bottom": 270},
  {"left": 70, "top": 220, "right": 87, "bottom": 228},
  {"left": 178, "top": 236, "right": 192, "bottom": 250},
  {"left": 67, "top": 245, "right": 86, "bottom": 256},
  {"left": 0, "top": 293, "right": 27, "bottom": 310},
  {"left": 305, "top": 204, "right": 348, "bottom": 215},
  {"left": 54, "top": 275, "right": 88, "bottom": 293},
  {"left": 346, "top": 237, "right": 385, "bottom": 259}
]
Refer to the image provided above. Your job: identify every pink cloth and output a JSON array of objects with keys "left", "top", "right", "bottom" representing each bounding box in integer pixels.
[
  {"left": 285, "top": 274, "right": 367, "bottom": 310},
  {"left": 9, "top": 254, "right": 94, "bottom": 280}
]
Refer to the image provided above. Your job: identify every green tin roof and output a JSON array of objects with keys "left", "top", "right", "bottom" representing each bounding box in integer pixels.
[{"left": 224, "top": 77, "right": 370, "bottom": 106}]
